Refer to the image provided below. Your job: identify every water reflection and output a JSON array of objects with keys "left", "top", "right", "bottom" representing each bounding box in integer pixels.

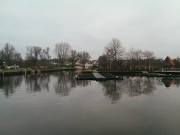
[
  {"left": 100, "top": 77, "right": 157, "bottom": 103},
  {"left": 162, "top": 78, "right": 174, "bottom": 87},
  {"left": 0, "top": 71, "right": 91, "bottom": 98},
  {"left": 1, "top": 72, "right": 180, "bottom": 100},
  {"left": 126, "top": 77, "right": 156, "bottom": 96},
  {"left": 100, "top": 80, "right": 124, "bottom": 103},
  {"left": 162, "top": 78, "right": 180, "bottom": 88},
  {"left": 0, "top": 76, "right": 23, "bottom": 97},
  {"left": 25, "top": 73, "right": 50, "bottom": 92},
  {"left": 53, "top": 71, "right": 91, "bottom": 96},
  {"left": 76, "top": 80, "right": 91, "bottom": 87},
  {"left": 173, "top": 79, "right": 180, "bottom": 87},
  {"left": 53, "top": 71, "right": 75, "bottom": 96}
]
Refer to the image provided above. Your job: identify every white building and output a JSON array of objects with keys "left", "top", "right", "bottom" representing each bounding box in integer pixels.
[{"left": 85, "top": 62, "right": 93, "bottom": 69}]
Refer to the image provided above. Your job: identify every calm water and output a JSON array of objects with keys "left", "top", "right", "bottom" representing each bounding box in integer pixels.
[{"left": 0, "top": 71, "right": 180, "bottom": 135}]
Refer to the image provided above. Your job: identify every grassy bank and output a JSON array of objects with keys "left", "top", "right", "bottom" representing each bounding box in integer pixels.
[
  {"left": 0, "top": 68, "right": 76, "bottom": 76},
  {"left": 1, "top": 69, "right": 180, "bottom": 77}
]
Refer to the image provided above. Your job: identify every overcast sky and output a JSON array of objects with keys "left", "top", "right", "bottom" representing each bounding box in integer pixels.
[{"left": 0, "top": 0, "right": 180, "bottom": 59}]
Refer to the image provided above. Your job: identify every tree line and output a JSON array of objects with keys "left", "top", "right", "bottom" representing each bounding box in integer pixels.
[
  {"left": 0, "top": 43, "right": 91, "bottom": 70},
  {"left": 98, "top": 38, "right": 180, "bottom": 71},
  {"left": 1, "top": 39, "right": 180, "bottom": 71}
]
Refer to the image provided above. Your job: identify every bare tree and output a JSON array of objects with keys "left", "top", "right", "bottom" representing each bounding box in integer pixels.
[
  {"left": 45, "top": 47, "right": 51, "bottom": 60},
  {"left": 79, "top": 51, "right": 91, "bottom": 64},
  {"left": 14, "top": 52, "right": 23, "bottom": 67},
  {"left": 98, "top": 54, "right": 108, "bottom": 70},
  {"left": 143, "top": 50, "right": 155, "bottom": 70},
  {"left": 54, "top": 42, "right": 71, "bottom": 65},
  {"left": 76, "top": 52, "right": 83, "bottom": 60},
  {"left": 26, "top": 46, "right": 34, "bottom": 61},
  {"left": 134, "top": 49, "right": 143, "bottom": 70},
  {"left": 0, "top": 43, "right": 24, "bottom": 68},
  {"left": 38, "top": 47, "right": 51, "bottom": 68},
  {"left": 26, "top": 46, "right": 42, "bottom": 61},
  {"left": 105, "top": 38, "right": 125, "bottom": 69},
  {"left": 69, "top": 50, "right": 77, "bottom": 67},
  {"left": 1, "top": 43, "right": 15, "bottom": 65},
  {"left": 33, "top": 46, "right": 42, "bottom": 61},
  {"left": 126, "top": 48, "right": 136, "bottom": 70},
  {"left": 40, "top": 47, "right": 51, "bottom": 60},
  {"left": 26, "top": 46, "right": 43, "bottom": 68},
  {"left": 0, "top": 51, "right": 5, "bottom": 69}
]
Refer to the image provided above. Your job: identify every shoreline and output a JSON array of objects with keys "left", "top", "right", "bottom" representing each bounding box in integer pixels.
[
  {"left": 0, "top": 68, "right": 76, "bottom": 76},
  {"left": 84, "top": 70, "right": 180, "bottom": 76},
  {"left": 1, "top": 69, "right": 180, "bottom": 77}
]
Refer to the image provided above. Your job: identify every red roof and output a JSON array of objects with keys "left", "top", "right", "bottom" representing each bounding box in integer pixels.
[{"left": 166, "top": 56, "right": 175, "bottom": 66}]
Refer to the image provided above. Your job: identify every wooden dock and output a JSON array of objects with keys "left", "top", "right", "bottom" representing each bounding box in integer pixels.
[
  {"left": 93, "top": 73, "right": 105, "bottom": 79},
  {"left": 142, "top": 72, "right": 180, "bottom": 77},
  {"left": 76, "top": 72, "right": 123, "bottom": 81}
]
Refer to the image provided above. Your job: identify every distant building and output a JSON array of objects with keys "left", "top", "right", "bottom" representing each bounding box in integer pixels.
[
  {"left": 75, "top": 60, "right": 98, "bottom": 70},
  {"left": 7, "top": 65, "right": 19, "bottom": 70},
  {"left": 75, "top": 60, "right": 84, "bottom": 69},
  {"left": 164, "top": 56, "right": 175, "bottom": 69},
  {"left": 75, "top": 60, "right": 82, "bottom": 65},
  {"left": 85, "top": 62, "right": 93, "bottom": 69}
]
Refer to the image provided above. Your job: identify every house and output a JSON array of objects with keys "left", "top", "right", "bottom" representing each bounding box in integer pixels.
[
  {"left": 85, "top": 62, "right": 93, "bottom": 69},
  {"left": 75, "top": 60, "right": 82, "bottom": 65},
  {"left": 75, "top": 60, "right": 98, "bottom": 70},
  {"left": 75, "top": 60, "right": 84, "bottom": 69},
  {"left": 164, "top": 56, "right": 175, "bottom": 69},
  {"left": 7, "top": 65, "right": 19, "bottom": 70}
]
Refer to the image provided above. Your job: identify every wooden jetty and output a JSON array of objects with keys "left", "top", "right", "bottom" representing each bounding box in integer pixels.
[
  {"left": 93, "top": 73, "right": 105, "bottom": 79},
  {"left": 142, "top": 72, "right": 180, "bottom": 77},
  {"left": 76, "top": 72, "right": 123, "bottom": 81}
]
